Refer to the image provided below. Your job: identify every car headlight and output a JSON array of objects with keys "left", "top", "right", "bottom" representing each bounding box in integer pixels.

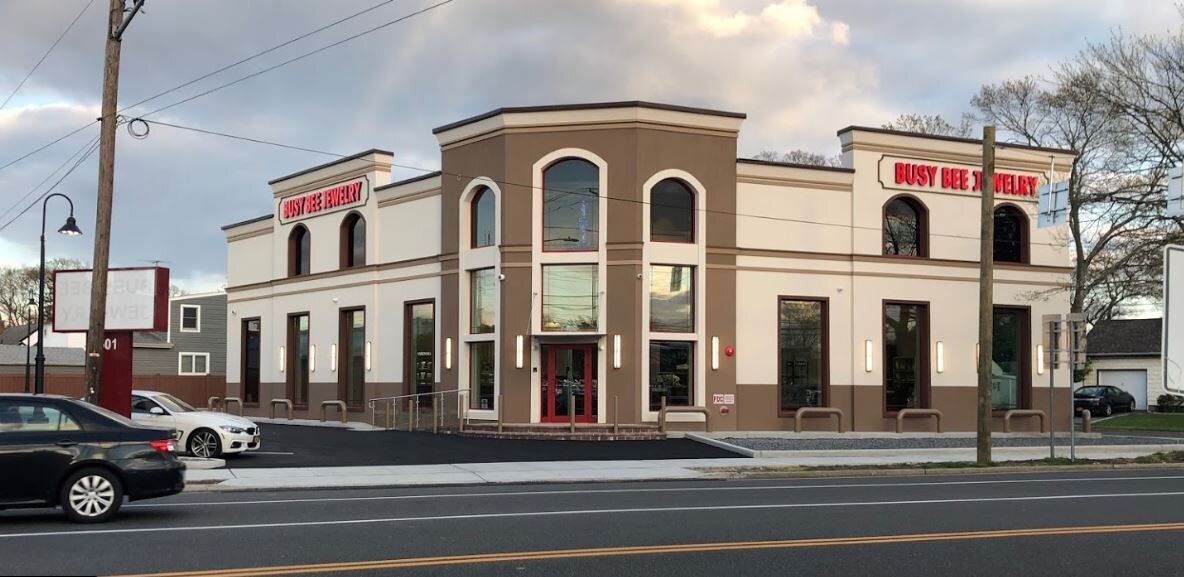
[{"left": 219, "top": 425, "right": 247, "bottom": 434}]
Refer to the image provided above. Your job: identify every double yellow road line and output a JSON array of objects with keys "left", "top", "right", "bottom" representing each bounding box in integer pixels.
[{"left": 118, "top": 522, "right": 1184, "bottom": 577}]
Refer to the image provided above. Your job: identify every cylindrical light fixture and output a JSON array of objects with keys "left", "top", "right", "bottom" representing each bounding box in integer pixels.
[
  {"left": 445, "top": 337, "right": 453, "bottom": 370},
  {"left": 975, "top": 342, "right": 980, "bottom": 373},
  {"left": 365, "top": 341, "right": 372, "bottom": 372},
  {"left": 1037, "top": 344, "right": 1045, "bottom": 375},
  {"left": 936, "top": 341, "right": 945, "bottom": 374},
  {"left": 516, "top": 335, "right": 524, "bottom": 369},
  {"left": 279, "top": 346, "right": 286, "bottom": 373},
  {"left": 330, "top": 344, "right": 338, "bottom": 372},
  {"left": 612, "top": 335, "right": 621, "bottom": 369},
  {"left": 309, "top": 344, "right": 317, "bottom": 373},
  {"left": 711, "top": 336, "right": 720, "bottom": 371},
  {"left": 864, "top": 339, "right": 873, "bottom": 372}
]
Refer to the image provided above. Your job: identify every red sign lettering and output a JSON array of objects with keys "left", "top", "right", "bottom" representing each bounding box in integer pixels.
[
  {"left": 891, "top": 162, "right": 1036, "bottom": 198},
  {"left": 278, "top": 179, "right": 367, "bottom": 223}
]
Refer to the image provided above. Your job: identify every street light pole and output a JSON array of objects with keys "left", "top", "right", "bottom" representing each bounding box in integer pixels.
[
  {"left": 34, "top": 193, "right": 83, "bottom": 395},
  {"left": 24, "top": 295, "right": 35, "bottom": 393}
]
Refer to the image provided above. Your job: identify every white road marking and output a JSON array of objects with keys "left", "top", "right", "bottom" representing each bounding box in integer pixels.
[
  {"left": 8, "top": 491, "right": 1184, "bottom": 539},
  {"left": 128, "top": 474, "right": 1184, "bottom": 509},
  {"left": 240, "top": 452, "right": 295, "bottom": 455}
]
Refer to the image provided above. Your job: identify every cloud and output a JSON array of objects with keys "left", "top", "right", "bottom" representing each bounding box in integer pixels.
[{"left": 622, "top": 0, "right": 846, "bottom": 41}]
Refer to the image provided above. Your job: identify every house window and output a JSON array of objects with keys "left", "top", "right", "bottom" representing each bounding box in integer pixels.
[
  {"left": 543, "top": 158, "right": 599, "bottom": 252},
  {"left": 884, "top": 302, "right": 929, "bottom": 412},
  {"left": 471, "top": 186, "right": 496, "bottom": 248},
  {"left": 469, "top": 341, "right": 495, "bottom": 410},
  {"left": 650, "top": 178, "right": 694, "bottom": 243},
  {"left": 649, "top": 341, "right": 693, "bottom": 410},
  {"left": 179, "top": 352, "right": 210, "bottom": 376},
  {"left": 470, "top": 268, "right": 497, "bottom": 334},
  {"left": 542, "top": 264, "right": 598, "bottom": 332},
  {"left": 993, "top": 205, "right": 1027, "bottom": 264},
  {"left": 339, "top": 309, "right": 365, "bottom": 408},
  {"left": 992, "top": 307, "right": 1029, "bottom": 410},
  {"left": 287, "top": 314, "right": 310, "bottom": 406},
  {"left": 779, "top": 299, "right": 827, "bottom": 411},
  {"left": 405, "top": 301, "right": 435, "bottom": 399},
  {"left": 340, "top": 212, "right": 366, "bottom": 268},
  {"left": 289, "top": 225, "right": 311, "bottom": 276},
  {"left": 180, "top": 305, "right": 200, "bottom": 332},
  {"left": 883, "top": 196, "right": 927, "bottom": 257},
  {"left": 650, "top": 265, "right": 694, "bottom": 333}
]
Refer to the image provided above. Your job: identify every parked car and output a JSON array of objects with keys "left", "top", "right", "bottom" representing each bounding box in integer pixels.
[
  {"left": 0, "top": 394, "right": 184, "bottom": 523},
  {"left": 130, "top": 390, "right": 260, "bottom": 458},
  {"left": 1074, "top": 385, "right": 1137, "bottom": 417}
]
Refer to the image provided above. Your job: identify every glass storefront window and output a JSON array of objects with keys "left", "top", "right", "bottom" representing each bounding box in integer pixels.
[
  {"left": 884, "top": 302, "right": 928, "bottom": 412},
  {"left": 288, "top": 314, "right": 310, "bottom": 406},
  {"left": 992, "top": 308, "right": 1026, "bottom": 410},
  {"left": 779, "top": 299, "right": 826, "bottom": 411},
  {"left": 543, "top": 159, "right": 599, "bottom": 252},
  {"left": 469, "top": 341, "right": 495, "bottom": 410},
  {"left": 542, "top": 265, "right": 598, "bottom": 332},
  {"left": 470, "top": 268, "right": 497, "bottom": 334},
  {"left": 341, "top": 309, "right": 365, "bottom": 407},
  {"left": 406, "top": 302, "right": 435, "bottom": 399},
  {"left": 650, "top": 265, "right": 694, "bottom": 333},
  {"left": 649, "top": 341, "right": 693, "bottom": 410}
]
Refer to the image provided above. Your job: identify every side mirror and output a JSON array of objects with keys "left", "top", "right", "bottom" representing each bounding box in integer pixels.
[{"left": 149, "top": 407, "right": 165, "bottom": 416}]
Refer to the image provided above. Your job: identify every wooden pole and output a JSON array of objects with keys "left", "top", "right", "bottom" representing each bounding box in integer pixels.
[{"left": 977, "top": 126, "right": 996, "bottom": 465}]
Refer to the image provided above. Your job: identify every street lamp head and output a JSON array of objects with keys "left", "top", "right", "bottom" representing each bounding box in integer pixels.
[{"left": 58, "top": 216, "right": 82, "bottom": 236}]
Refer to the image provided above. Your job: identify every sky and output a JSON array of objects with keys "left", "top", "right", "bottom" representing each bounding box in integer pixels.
[{"left": 0, "top": 0, "right": 1178, "bottom": 293}]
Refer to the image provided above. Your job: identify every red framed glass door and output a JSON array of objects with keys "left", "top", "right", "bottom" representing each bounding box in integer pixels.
[{"left": 540, "top": 344, "right": 597, "bottom": 423}]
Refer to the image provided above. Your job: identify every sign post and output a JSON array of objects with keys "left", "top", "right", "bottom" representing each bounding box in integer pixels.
[
  {"left": 1043, "top": 315, "right": 1062, "bottom": 459},
  {"left": 98, "top": 332, "right": 133, "bottom": 416}
]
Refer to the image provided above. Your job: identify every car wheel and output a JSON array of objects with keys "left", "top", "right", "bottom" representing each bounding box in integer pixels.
[
  {"left": 60, "top": 468, "right": 123, "bottom": 524},
  {"left": 1129, "top": 401, "right": 1137, "bottom": 413},
  {"left": 187, "top": 428, "right": 222, "bottom": 458},
  {"left": 1103, "top": 403, "right": 1113, "bottom": 417}
]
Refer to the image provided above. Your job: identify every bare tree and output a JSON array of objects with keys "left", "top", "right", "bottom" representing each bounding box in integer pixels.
[
  {"left": 751, "top": 149, "right": 844, "bottom": 167},
  {"left": 0, "top": 258, "right": 85, "bottom": 328},
  {"left": 882, "top": 113, "right": 975, "bottom": 137}
]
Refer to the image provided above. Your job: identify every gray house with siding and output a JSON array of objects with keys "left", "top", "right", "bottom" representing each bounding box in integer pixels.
[{"left": 134, "top": 293, "right": 227, "bottom": 376}]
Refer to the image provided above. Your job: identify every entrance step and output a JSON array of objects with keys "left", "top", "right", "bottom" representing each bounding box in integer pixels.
[{"left": 459, "top": 422, "right": 666, "bottom": 441}]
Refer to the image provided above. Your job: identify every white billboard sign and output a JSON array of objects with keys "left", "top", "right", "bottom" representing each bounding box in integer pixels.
[
  {"left": 1164, "top": 246, "right": 1184, "bottom": 393},
  {"left": 53, "top": 268, "right": 167, "bottom": 333}
]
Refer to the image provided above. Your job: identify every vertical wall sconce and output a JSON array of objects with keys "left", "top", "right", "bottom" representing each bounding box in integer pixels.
[
  {"left": 864, "top": 339, "right": 874, "bottom": 372},
  {"left": 516, "top": 335, "right": 525, "bottom": 369},
  {"left": 975, "top": 342, "right": 980, "bottom": 373},
  {"left": 612, "top": 335, "right": 621, "bottom": 369},
  {"left": 365, "top": 341, "right": 372, "bottom": 372},
  {"left": 445, "top": 337, "right": 453, "bottom": 370},
  {"left": 936, "top": 341, "right": 945, "bottom": 374},
  {"left": 279, "top": 346, "right": 285, "bottom": 373},
  {"left": 330, "top": 344, "right": 338, "bottom": 372},
  {"left": 309, "top": 344, "right": 317, "bottom": 373},
  {"left": 1037, "top": 344, "right": 1045, "bottom": 375},
  {"left": 711, "top": 337, "right": 720, "bottom": 371}
]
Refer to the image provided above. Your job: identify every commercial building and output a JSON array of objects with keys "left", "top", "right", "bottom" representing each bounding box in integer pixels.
[{"left": 223, "top": 101, "right": 1074, "bottom": 432}]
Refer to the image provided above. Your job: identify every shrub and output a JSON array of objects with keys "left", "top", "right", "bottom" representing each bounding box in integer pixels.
[{"left": 1156, "top": 394, "right": 1184, "bottom": 413}]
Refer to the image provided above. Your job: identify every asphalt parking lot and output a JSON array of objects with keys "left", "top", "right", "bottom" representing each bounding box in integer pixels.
[{"left": 225, "top": 424, "right": 737, "bottom": 468}]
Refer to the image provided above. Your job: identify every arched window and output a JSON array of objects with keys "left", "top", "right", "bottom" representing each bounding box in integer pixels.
[
  {"left": 883, "top": 196, "right": 927, "bottom": 257},
  {"left": 340, "top": 212, "right": 366, "bottom": 268},
  {"left": 289, "top": 225, "right": 311, "bottom": 277},
  {"left": 650, "top": 178, "right": 694, "bottom": 243},
  {"left": 543, "top": 158, "right": 599, "bottom": 252},
  {"left": 471, "top": 186, "right": 495, "bottom": 248},
  {"left": 993, "top": 205, "right": 1027, "bottom": 264}
]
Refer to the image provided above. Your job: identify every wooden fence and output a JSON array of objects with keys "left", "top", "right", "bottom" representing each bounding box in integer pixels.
[{"left": 0, "top": 374, "right": 226, "bottom": 409}]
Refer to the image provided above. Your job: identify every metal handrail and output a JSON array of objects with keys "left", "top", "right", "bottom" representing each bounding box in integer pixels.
[
  {"left": 367, "top": 389, "right": 470, "bottom": 431},
  {"left": 367, "top": 389, "right": 466, "bottom": 404}
]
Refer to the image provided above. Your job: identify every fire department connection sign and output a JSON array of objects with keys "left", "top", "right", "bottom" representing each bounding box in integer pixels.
[
  {"left": 52, "top": 267, "right": 169, "bottom": 333},
  {"left": 278, "top": 177, "right": 370, "bottom": 224}
]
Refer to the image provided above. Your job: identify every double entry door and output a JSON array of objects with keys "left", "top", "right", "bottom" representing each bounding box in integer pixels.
[{"left": 540, "top": 344, "right": 598, "bottom": 423}]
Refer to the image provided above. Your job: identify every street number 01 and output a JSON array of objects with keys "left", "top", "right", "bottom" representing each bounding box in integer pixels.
[{"left": 103, "top": 338, "right": 118, "bottom": 351}]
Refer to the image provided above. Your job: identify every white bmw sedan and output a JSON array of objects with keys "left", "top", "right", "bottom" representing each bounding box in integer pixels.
[{"left": 130, "top": 390, "right": 261, "bottom": 458}]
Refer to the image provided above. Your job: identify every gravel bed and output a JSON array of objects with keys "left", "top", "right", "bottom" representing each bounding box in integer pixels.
[{"left": 727, "top": 435, "right": 1184, "bottom": 451}]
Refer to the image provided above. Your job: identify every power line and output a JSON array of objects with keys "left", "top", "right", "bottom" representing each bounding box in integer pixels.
[
  {"left": 0, "top": 131, "right": 101, "bottom": 226},
  {"left": 0, "top": 0, "right": 455, "bottom": 178},
  {"left": 139, "top": 118, "right": 1076, "bottom": 250},
  {"left": 0, "top": 0, "right": 97, "bottom": 112},
  {"left": 0, "top": 136, "right": 102, "bottom": 234}
]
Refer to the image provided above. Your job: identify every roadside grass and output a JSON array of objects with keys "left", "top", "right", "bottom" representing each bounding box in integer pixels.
[
  {"left": 703, "top": 451, "right": 1184, "bottom": 476},
  {"left": 1092, "top": 413, "right": 1184, "bottom": 433}
]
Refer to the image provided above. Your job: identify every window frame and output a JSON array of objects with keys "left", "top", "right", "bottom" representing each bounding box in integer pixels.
[
  {"left": 468, "top": 340, "right": 496, "bottom": 411},
  {"left": 540, "top": 264, "right": 600, "bottom": 333},
  {"left": 339, "top": 212, "right": 367, "bottom": 269},
  {"left": 403, "top": 299, "right": 436, "bottom": 399},
  {"left": 286, "top": 312, "right": 311, "bottom": 408},
  {"left": 992, "top": 203, "right": 1029, "bottom": 265},
  {"left": 178, "top": 352, "right": 211, "bottom": 376},
  {"left": 648, "top": 340, "right": 695, "bottom": 411},
  {"left": 541, "top": 158, "right": 600, "bottom": 253},
  {"left": 240, "top": 317, "right": 261, "bottom": 407},
  {"left": 649, "top": 178, "right": 696, "bottom": 244},
  {"left": 470, "top": 186, "right": 496, "bottom": 249},
  {"left": 337, "top": 307, "right": 366, "bottom": 410},
  {"left": 288, "top": 225, "right": 311, "bottom": 277},
  {"left": 649, "top": 264, "right": 696, "bottom": 333},
  {"left": 990, "top": 305, "right": 1032, "bottom": 413},
  {"left": 179, "top": 304, "right": 201, "bottom": 333},
  {"left": 882, "top": 195, "right": 929, "bottom": 258},
  {"left": 777, "top": 296, "right": 830, "bottom": 416},
  {"left": 882, "top": 300, "right": 931, "bottom": 415},
  {"left": 470, "top": 268, "right": 497, "bottom": 334}
]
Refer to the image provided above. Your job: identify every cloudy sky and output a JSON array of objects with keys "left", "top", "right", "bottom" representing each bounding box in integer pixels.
[{"left": 0, "top": 0, "right": 1177, "bottom": 291}]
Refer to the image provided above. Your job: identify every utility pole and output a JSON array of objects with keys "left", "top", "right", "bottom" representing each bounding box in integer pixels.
[
  {"left": 976, "top": 125, "right": 996, "bottom": 465},
  {"left": 84, "top": 0, "right": 145, "bottom": 403}
]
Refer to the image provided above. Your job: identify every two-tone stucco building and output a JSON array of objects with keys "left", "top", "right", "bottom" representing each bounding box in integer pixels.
[{"left": 222, "top": 101, "right": 1074, "bottom": 432}]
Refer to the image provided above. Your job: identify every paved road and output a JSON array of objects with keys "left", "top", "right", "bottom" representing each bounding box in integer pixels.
[
  {"left": 3, "top": 470, "right": 1184, "bottom": 576},
  {"left": 228, "top": 424, "right": 733, "bottom": 468}
]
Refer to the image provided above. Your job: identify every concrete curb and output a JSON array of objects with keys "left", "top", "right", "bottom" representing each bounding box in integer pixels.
[{"left": 697, "top": 462, "right": 1184, "bottom": 480}]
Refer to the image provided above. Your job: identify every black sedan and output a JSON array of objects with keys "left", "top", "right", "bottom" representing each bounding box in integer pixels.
[
  {"left": 1074, "top": 385, "right": 1138, "bottom": 417},
  {"left": 0, "top": 394, "right": 185, "bottom": 523}
]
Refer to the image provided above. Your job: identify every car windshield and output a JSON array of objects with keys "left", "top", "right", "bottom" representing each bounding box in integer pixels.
[
  {"left": 153, "top": 394, "right": 196, "bottom": 413},
  {"left": 78, "top": 400, "right": 139, "bottom": 427},
  {"left": 1075, "top": 387, "right": 1106, "bottom": 398}
]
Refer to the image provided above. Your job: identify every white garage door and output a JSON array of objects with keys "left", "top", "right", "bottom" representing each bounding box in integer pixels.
[{"left": 1098, "top": 370, "right": 1148, "bottom": 410}]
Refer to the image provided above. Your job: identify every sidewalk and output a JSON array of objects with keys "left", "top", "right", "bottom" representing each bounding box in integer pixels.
[{"left": 184, "top": 443, "right": 1184, "bottom": 491}]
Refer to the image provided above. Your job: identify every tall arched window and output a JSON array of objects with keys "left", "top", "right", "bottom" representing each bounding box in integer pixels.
[
  {"left": 993, "top": 205, "right": 1027, "bottom": 264},
  {"left": 650, "top": 178, "right": 694, "bottom": 243},
  {"left": 289, "top": 225, "right": 311, "bottom": 277},
  {"left": 471, "top": 186, "right": 495, "bottom": 248},
  {"left": 340, "top": 212, "right": 366, "bottom": 268},
  {"left": 543, "top": 158, "right": 599, "bottom": 252},
  {"left": 883, "top": 196, "right": 927, "bottom": 257}
]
